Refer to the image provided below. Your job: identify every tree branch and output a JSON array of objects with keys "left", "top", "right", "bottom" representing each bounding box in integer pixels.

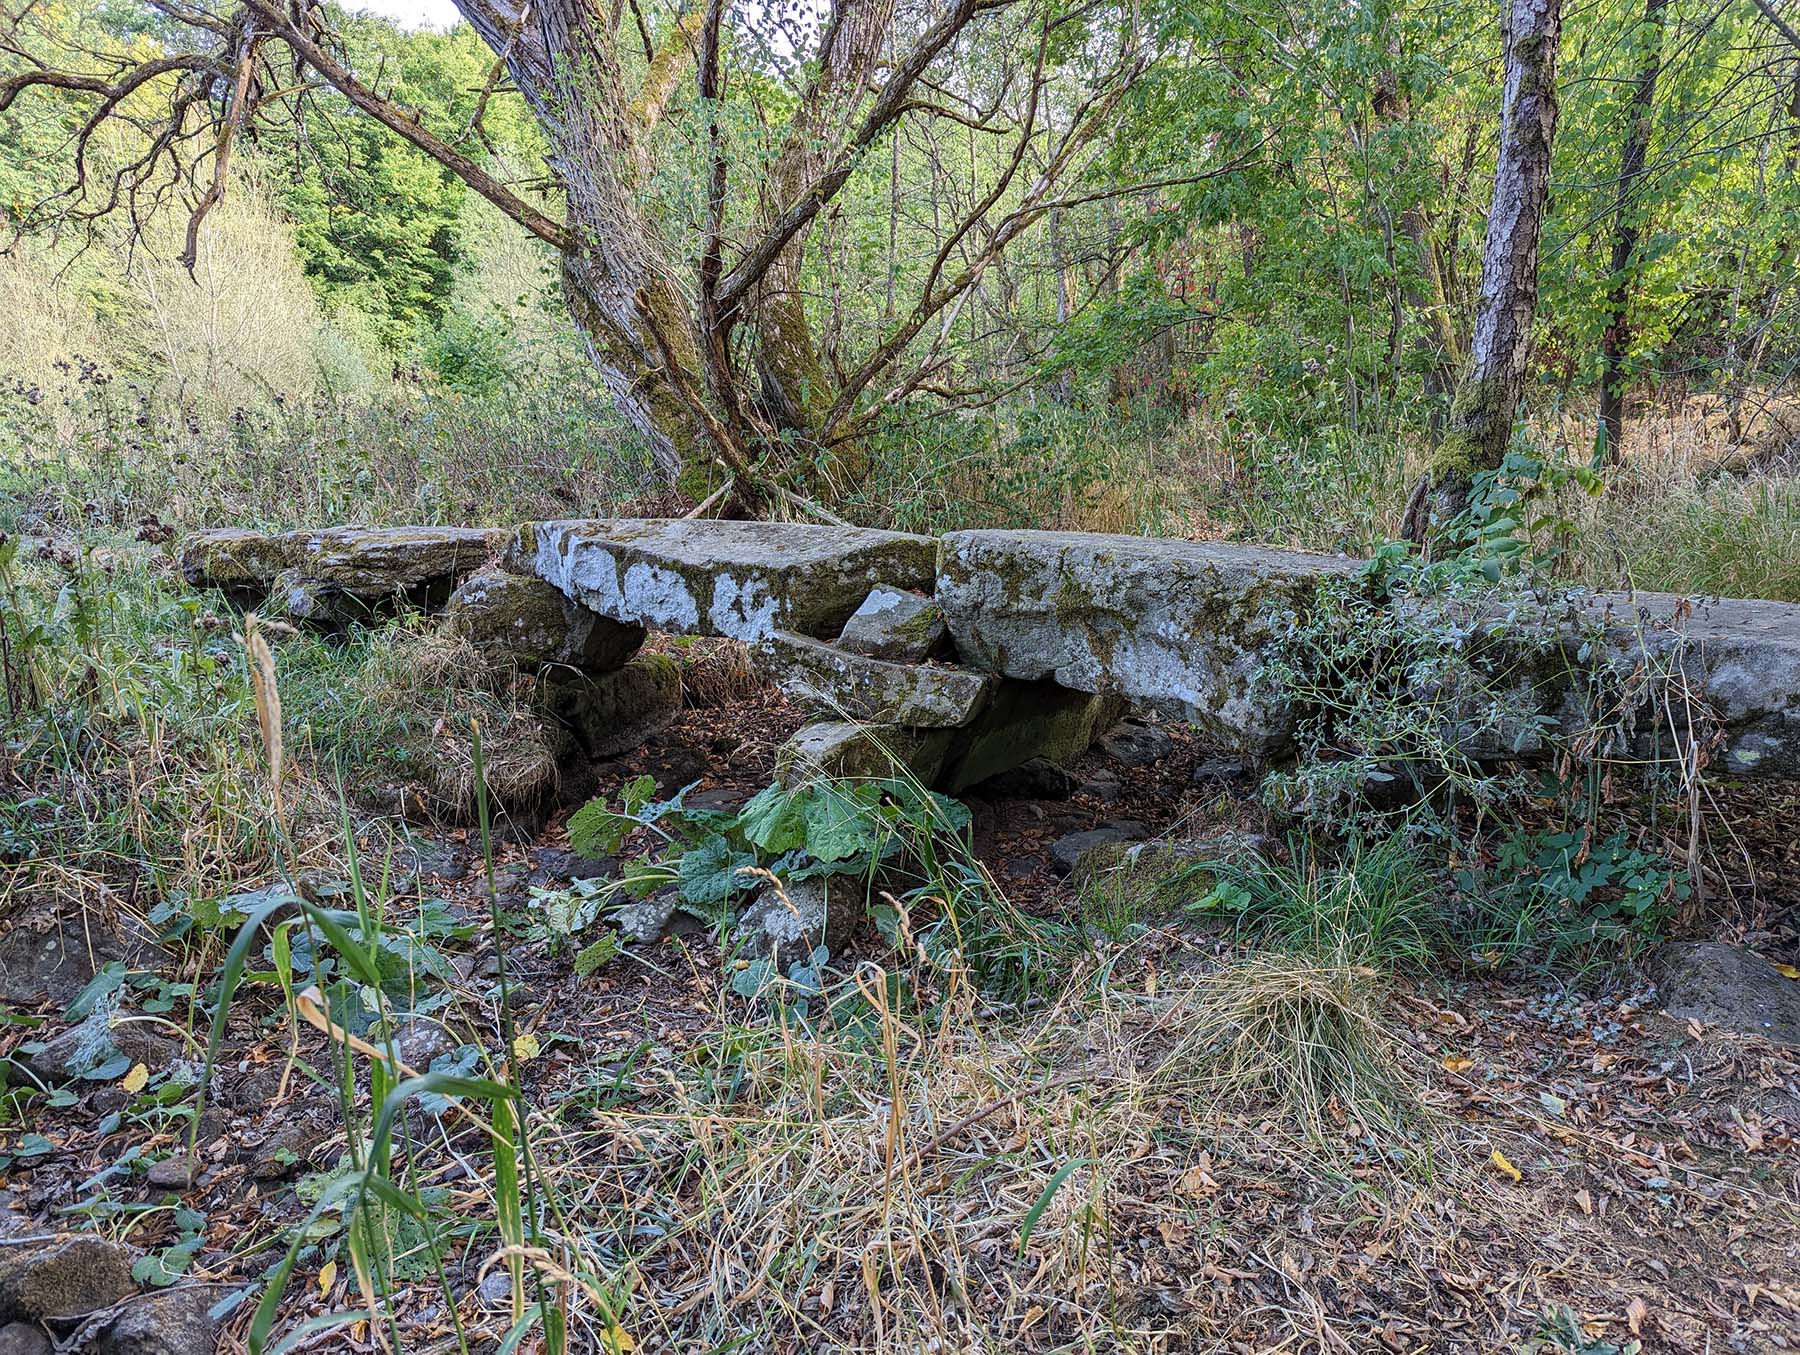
[
  {"left": 239, "top": 0, "right": 577, "bottom": 252},
  {"left": 715, "top": 0, "right": 1016, "bottom": 316}
]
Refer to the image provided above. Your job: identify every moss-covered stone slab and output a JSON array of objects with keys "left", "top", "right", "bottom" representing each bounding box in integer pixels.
[
  {"left": 182, "top": 525, "right": 499, "bottom": 612},
  {"left": 511, "top": 519, "right": 937, "bottom": 642},
  {"left": 758, "top": 631, "right": 994, "bottom": 727},
  {"left": 446, "top": 567, "right": 646, "bottom": 673},
  {"left": 286, "top": 526, "right": 499, "bottom": 597},
  {"left": 937, "top": 531, "right": 1357, "bottom": 753},
  {"left": 836, "top": 587, "right": 948, "bottom": 661},
  {"left": 539, "top": 654, "right": 682, "bottom": 757},
  {"left": 1565, "top": 590, "right": 1800, "bottom": 778},
  {"left": 775, "top": 721, "right": 956, "bottom": 788},
  {"left": 1403, "top": 588, "right": 1800, "bottom": 779},
  {"left": 180, "top": 527, "right": 294, "bottom": 595}
]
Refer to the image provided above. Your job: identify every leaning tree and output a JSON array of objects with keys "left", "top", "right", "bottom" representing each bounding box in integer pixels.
[{"left": 1, "top": 0, "right": 1193, "bottom": 508}]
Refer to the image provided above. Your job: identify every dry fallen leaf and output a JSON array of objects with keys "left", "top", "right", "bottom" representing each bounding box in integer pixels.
[
  {"left": 1625, "top": 1296, "right": 1648, "bottom": 1336},
  {"left": 1179, "top": 1157, "right": 1220, "bottom": 1196},
  {"left": 1441, "top": 1057, "right": 1474, "bottom": 1073},
  {"left": 512, "top": 1033, "right": 541, "bottom": 1062},
  {"left": 1575, "top": 1188, "right": 1593, "bottom": 1215},
  {"left": 1490, "top": 1148, "right": 1522, "bottom": 1183},
  {"left": 1774, "top": 963, "right": 1800, "bottom": 980},
  {"left": 318, "top": 1259, "right": 337, "bottom": 1296},
  {"left": 120, "top": 1063, "right": 149, "bottom": 1095}
]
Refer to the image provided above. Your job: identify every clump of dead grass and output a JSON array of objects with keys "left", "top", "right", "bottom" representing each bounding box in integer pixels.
[
  {"left": 1157, "top": 952, "right": 1416, "bottom": 1137},
  {"left": 646, "top": 632, "right": 768, "bottom": 707}
]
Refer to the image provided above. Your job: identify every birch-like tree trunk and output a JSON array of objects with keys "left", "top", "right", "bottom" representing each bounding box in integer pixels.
[{"left": 1404, "top": 0, "right": 1564, "bottom": 545}]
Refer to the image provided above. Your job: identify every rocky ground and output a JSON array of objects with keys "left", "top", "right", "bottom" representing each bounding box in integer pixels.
[{"left": 4, "top": 688, "right": 1800, "bottom": 1353}]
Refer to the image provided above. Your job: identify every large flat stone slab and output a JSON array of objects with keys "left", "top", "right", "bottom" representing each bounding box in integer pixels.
[
  {"left": 183, "top": 525, "right": 499, "bottom": 606},
  {"left": 758, "top": 631, "right": 994, "bottom": 727},
  {"left": 512, "top": 520, "right": 937, "bottom": 642},
  {"left": 1535, "top": 591, "right": 1800, "bottom": 777},
  {"left": 937, "top": 531, "right": 1356, "bottom": 753}
]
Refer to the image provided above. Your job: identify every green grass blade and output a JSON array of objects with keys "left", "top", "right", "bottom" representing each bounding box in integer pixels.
[{"left": 1017, "top": 1157, "right": 1091, "bottom": 1256}]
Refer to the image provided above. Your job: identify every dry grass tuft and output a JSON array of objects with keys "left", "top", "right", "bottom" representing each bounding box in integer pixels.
[
  {"left": 1157, "top": 952, "right": 1415, "bottom": 1137},
  {"left": 647, "top": 632, "right": 770, "bottom": 707}
]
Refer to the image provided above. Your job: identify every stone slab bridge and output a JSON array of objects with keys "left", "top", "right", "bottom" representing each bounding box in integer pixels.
[{"left": 183, "top": 519, "right": 1800, "bottom": 798}]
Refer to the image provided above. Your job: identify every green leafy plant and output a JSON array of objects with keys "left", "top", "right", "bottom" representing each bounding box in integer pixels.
[{"left": 1453, "top": 826, "right": 1687, "bottom": 966}]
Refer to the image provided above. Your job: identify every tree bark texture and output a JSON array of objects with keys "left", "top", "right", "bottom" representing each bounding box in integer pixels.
[{"left": 1405, "top": 0, "right": 1563, "bottom": 545}]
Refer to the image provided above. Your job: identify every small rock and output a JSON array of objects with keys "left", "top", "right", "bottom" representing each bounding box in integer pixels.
[
  {"left": 1050, "top": 823, "right": 1148, "bottom": 878},
  {"left": 476, "top": 1271, "right": 513, "bottom": 1307},
  {"left": 247, "top": 1125, "right": 317, "bottom": 1180},
  {"left": 94, "top": 1288, "right": 219, "bottom": 1355},
  {"left": 0, "top": 1234, "right": 136, "bottom": 1322},
  {"left": 974, "top": 758, "right": 1077, "bottom": 800},
  {"left": 407, "top": 839, "right": 470, "bottom": 883},
  {"left": 1192, "top": 757, "right": 1251, "bottom": 785},
  {"left": 528, "top": 847, "right": 616, "bottom": 888},
  {"left": 144, "top": 1157, "right": 195, "bottom": 1191},
  {"left": 684, "top": 787, "right": 749, "bottom": 814},
  {"left": 1001, "top": 855, "right": 1047, "bottom": 880},
  {"left": 17, "top": 1013, "right": 181, "bottom": 1086},
  {"left": 391, "top": 1020, "right": 458, "bottom": 1071},
  {"left": 834, "top": 588, "right": 948, "bottom": 663},
  {"left": 0, "top": 1324, "right": 51, "bottom": 1355},
  {"left": 612, "top": 890, "right": 680, "bottom": 946},
  {"left": 1099, "top": 718, "right": 1173, "bottom": 768},
  {"left": 1652, "top": 942, "right": 1800, "bottom": 1046},
  {"left": 733, "top": 877, "right": 859, "bottom": 969},
  {"left": 1078, "top": 769, "right": 1123, "bottom": 803}
]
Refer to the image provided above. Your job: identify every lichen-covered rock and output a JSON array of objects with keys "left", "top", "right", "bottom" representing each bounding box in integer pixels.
[
  {"left": 178, "top": 528, "right": 293, "bottom": 596},
  {"left": 758, "top": 631, "right": 994, "bottom": 727},
  {"left": 16, "top": 1010, "right": 182, "bottom": 1086},
  {"left": 1562, "top": 591, "right": 1800, "bottom": 778},
  {"left": 284, "top": 526, "right": 498, "bottom": 596},
  {"left": 539, "top": 654, "right": 682, "bottom": 757},
  {"left": 775, "top": 721, "right": 956, "bottom": 789},
  {"left": 1651, "top": 942, "right": 1800, "bottom": 1045},
  {"left": 182, "top": 525, "right": 497, "bottom": 615},
  {"left": 94, "top": 1288, "right": 219, "bottom": 1355},
  {"left": 733, "top": 877, "right": 859, "bottom": 968},
  {"left": 836, "top": 588, "right": 948, "bottom": 662},
  {"left": 511, "top": 520, "right": 937, "bottom": 641},
  {"left": 1050, "top": 823, "right": 1147, "bottom": 878},
  {"left": 937, "top": 531, "right": 1356, "bottom": 753},
  {"left": 613, "top": 889, "right": 680, "bottom": 945},
  {"left": 0, "top": 1235, "right": 135, "bottom": 1322},
  {"left": 446, "top": 567, "right": 646, "bottom": 672}
]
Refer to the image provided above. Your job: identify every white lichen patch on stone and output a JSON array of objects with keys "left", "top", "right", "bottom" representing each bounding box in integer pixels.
[
  {"left": 515, "top": 519, "right": 936, "bottom": 639},
  {"left": 710, "top": 574, "right": 781, "bottom": 640}
]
